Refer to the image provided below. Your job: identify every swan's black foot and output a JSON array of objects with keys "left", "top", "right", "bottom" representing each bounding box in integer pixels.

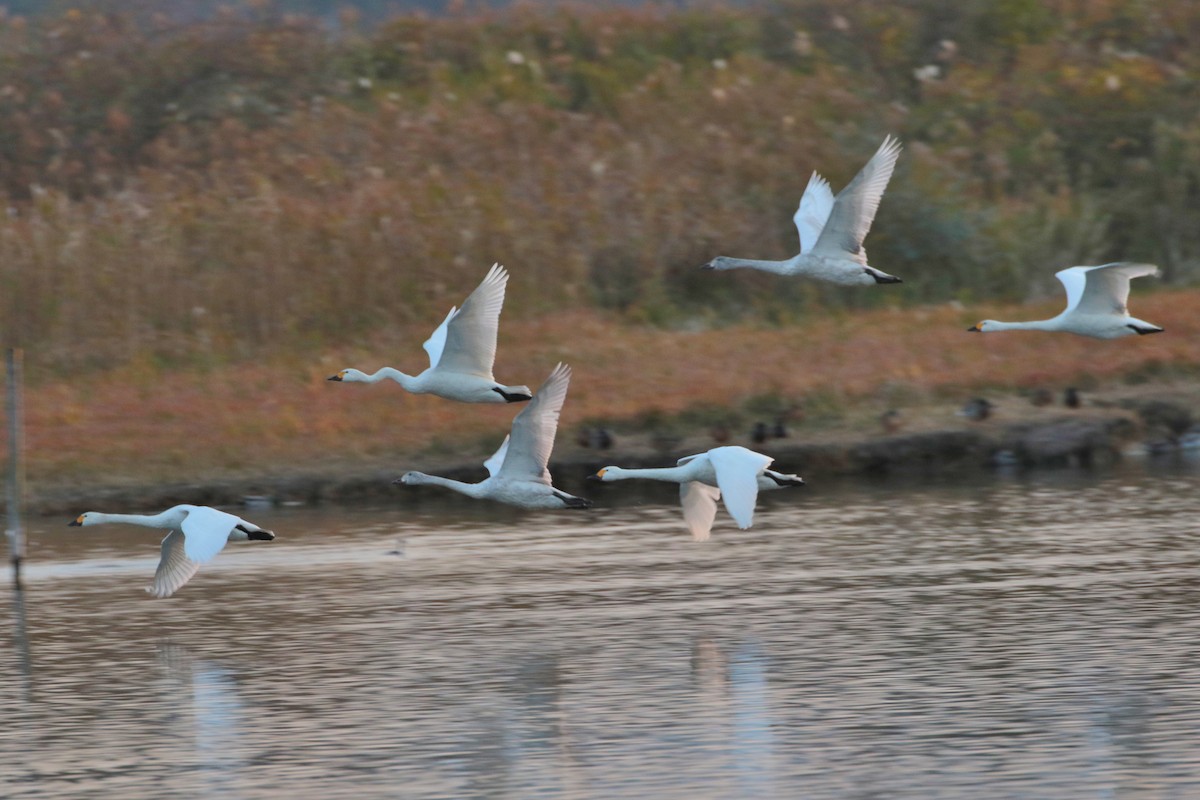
[
  {"left": 555, "top": 492, "right": 592, "bottom": 509},
  {"left": 1128, "top": 325, "right": 1164, "bottom": 335},
  {"left": 869, "top": 271, "right": 903, "bottom": 284},
  {"left": 766, "top": 473, "right": 805, "bottom": 487},
  {"left": 493, "top": 388, "right": 533, "bottom": 403}
]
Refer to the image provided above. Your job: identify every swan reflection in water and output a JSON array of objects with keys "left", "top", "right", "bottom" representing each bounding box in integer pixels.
[
  {"left": 692, "top": 635, "right": 778, "bottom": 798},
  {"left": 157, "top": 643, "right": 248, "bottom": 793}
]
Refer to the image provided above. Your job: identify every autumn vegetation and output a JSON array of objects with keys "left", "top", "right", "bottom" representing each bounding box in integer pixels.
[{"left": 1, "top": 0, "right": 1199, "bottom": 486}]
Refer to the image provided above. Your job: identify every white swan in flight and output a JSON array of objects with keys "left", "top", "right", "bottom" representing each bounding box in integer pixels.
[
  {"left": 328, "top": 263, "right": 532, "bottom": 403},
  {"left": 69, "top": 504, "right": 275, "bottom": 598},
  {"left": 397, "top": 363, "right": 591, "bottom": 509},
  {"left": 703, "top": 136, "right": 904, "bottom": 285},
  {"left": 968, "top": 263, "right": 1163, "bottom": 339},
  {"left": 589, "top": 446, "right": 804, "bottom": 540}
]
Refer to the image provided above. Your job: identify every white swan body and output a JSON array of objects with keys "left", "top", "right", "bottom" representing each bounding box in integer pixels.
[
  {"left": 328, "top": 263, "right": 532, "bottom": 403},
  {"left": 968, "top": 263, "right": 1163, "bottom": 339},
  {"left": 591, "top": 446, "right": 804, "bottom": 540},
  {"left": 69, "top": 504, "right": 275, "bottom": 598},
  {"left": 397, "top": 363, "right": 591, "bottom": 510},
  {"left": 703, "top": 137, "right": 903, "bottom": 286}
]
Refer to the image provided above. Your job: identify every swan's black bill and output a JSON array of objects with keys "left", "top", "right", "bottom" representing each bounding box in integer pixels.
[
  {"left": 68, "top": 518, "right": 82, "bottom": 527},
  {"left": 699, "top": 261, "right": 716, "bottom": 270},
  {"left": 326, "top": 374, "right": 343, "bottom": 381},
  {"left": 586, "top": 473, "right": 602, "bottom": 481},
  {"left": 967, "top": 325, "right": 981, "bottom": 332}
]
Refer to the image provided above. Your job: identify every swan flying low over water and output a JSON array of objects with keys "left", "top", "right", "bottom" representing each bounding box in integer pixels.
[
  {"left": 69, "top": 504, "right": 275, "bottom": 598},
  {"left": 590, "top": 445, "right": 804, "bottom": 540},
  {"left": 702, "top": 136, "right": 903, "bottom": 286},
  {"left": 968, "top": 263, "right": 1163, "bottom": 339},
  {"left": 328, "top": 263, "right": 532, "bottom": 403},
  {"left": 397, "top": 363, "right": 591, "bottom": 510}
]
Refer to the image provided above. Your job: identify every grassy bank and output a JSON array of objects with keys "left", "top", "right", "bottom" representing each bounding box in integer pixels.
[{"left": 18, "top": 288, "right": 1199, "bottom": 491}]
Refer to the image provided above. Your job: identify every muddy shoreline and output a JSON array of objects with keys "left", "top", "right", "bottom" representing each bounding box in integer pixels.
[{"left": 23, "top": 395, "right": 1195, "bottom": 518}]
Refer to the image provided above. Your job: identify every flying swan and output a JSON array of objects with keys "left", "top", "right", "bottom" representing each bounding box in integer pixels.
[
  {"left": 396, "top": 363, "right": 592, "bottom": 509},
  {"left": 589, "top": 446, "right": 804, "bottom": 540},
  {"left": 69, "top": 504, "right": 275, "bottom": 598},
  {"left": 968, "top": 263, "right": 1163, "bottom": 339},
  {"left": 702, "top": 136, "right": 904, "bottom": 285},
  {"left": 328, "top": 263, "right": 533, "bottom": 403}
]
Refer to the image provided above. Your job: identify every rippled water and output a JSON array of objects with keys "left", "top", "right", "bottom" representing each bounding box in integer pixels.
[{"left": 4, "top": 462, "right": 1200, "bottom": 798}]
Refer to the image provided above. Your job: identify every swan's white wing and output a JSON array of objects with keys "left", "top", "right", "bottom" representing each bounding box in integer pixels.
[
  {"left": 680, "top": 481, "right": 721, "bottom": 541},
  {"left": 483, "top": 434, "right": 510, "bottom": 477},
  {"left": 434, "top": 263, "right": 507, "bottom": 379},
  {"left": 497, "top": 363, "right": 570, "bottom": 484},
  {"left": 179, "top": 507, "right": 237, "bottom": 563},
  {"left": 708, "top": 446, "right": 773, "bottom": 530},
  {"left": 150, "top": 529, "right": 202, "bottom": 598},
  {"left": 1054, "top": 267, "right": 1089, "bottom": 315},
  {"left": 422, "top": 305, "right": 457, "bottom": 368},
  {"left": 1057, "top": 262, "right": 1158, "bottom": 316},
  {"left": 793, "top": 171, "right": 835, "bottom": 254},
  {"left": 810, "top": 136, "right": 902, "bottom": 264}
]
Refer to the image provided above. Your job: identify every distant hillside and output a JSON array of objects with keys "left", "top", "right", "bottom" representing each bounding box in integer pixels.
[
  {"left": 5, "top": 0, "right": 687, "bottom": 22},
  {"left": 0, "top": 1, "right": 1196, "bottom": 371}
]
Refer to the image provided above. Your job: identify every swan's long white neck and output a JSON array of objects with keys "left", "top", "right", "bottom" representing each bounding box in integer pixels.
[
  {"left": 709, "top": 256, "right": 795, "bottom": 275},
  {"left": 360, "top": 367, "right": 416, "bottom": 388},
  {"left": 83, "top": 511, "right": 177, "bottom": 529},
  {"left": 404, "top": 472, "right": 487, "bottom": 498},
  {"left": 984, "top": 318, "right": 1062, "bottom": 332},
  {"left": 602, "top": 466, "right": 688, "bottom": 483}
]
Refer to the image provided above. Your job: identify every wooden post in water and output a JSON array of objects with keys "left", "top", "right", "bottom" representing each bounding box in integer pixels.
[{"left": 6, "top": 348, "right": 25, "bottom": 589}]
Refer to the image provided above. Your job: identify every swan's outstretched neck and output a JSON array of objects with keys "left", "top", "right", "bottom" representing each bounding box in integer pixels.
[
  {"left": 365, "top": 367, "right": 414, "bottom": 386},
  {"left": 72, "top": 511, "right": 175, "bottom": 528},
  {"left": 702, "top": 256, "right": 795, "bottom": 275},
  {"left": 329, "top": 367, "right": 416, "bottom": 387},
  {"left": 601, "top": 466, "right": 688, "bottom": 483},
  {"left": 395, "top": 472, "right": 485, "bottom": 498},
  {"left": 989, "top": 319, "right": 1060, "bottom": 333}
]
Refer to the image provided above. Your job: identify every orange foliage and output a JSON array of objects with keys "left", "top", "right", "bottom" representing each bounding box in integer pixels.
[{"left": 13, "top": 288, "right": 1199, "bottom": 487}]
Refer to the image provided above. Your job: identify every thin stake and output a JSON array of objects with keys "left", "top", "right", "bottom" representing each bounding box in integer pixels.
[{"left": 6, "top": 348, "right": 25, "bottom": 589}]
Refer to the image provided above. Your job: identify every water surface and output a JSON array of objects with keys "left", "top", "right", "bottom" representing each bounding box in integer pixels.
[{"left": 3, "top": 463, "right": 1200, "bottom": 798}]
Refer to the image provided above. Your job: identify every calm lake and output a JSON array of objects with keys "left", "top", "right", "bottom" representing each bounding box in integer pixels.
[{"left": 4, "top": 459, "right": 1200, "bottom": 799}]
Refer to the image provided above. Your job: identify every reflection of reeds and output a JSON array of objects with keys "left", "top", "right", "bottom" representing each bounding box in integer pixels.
[{"left": 0, "top": 4, "right": 1196, "bottom": 371}]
